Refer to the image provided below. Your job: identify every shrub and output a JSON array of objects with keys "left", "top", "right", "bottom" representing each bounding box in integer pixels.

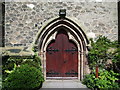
[
  {"left": 2, "top": 56, "right": 34, "bottom": 75},
  {"left": 21, "top": 53, "right": 41, "bottom": 69},
  {"left": 82, "top": 69, "right": 120, "bottom": 89},
  {"left": 88, "top": 35, "right": 112, "bottom": 69},
  {"left": 3, "top": 64, "right": 44, "bottom": 90},
  {"left": 2, "top": 54, "right": 41, "bottom": 77}
]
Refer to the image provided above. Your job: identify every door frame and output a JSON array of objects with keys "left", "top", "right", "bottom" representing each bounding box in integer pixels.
[{"left": 33, "top": 17, "right": 90, "bottom": 80}]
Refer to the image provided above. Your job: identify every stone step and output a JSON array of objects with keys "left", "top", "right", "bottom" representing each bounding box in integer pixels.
[{"left": 41, "top": 80, "right": 88, "bottom": 89}]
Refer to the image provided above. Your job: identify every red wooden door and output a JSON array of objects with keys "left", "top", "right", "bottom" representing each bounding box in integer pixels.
[{"left": 46, "top": 30, "right": 78, "bottom": 78}]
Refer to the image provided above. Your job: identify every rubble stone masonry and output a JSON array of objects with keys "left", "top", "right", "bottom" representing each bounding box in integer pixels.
[{"left": 5, "top": 2, "right": 118, "bottom": 47}]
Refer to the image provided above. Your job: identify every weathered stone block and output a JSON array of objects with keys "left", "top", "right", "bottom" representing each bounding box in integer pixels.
[{"left": 4, "top": 2, "right": 118, "bottom": 47}]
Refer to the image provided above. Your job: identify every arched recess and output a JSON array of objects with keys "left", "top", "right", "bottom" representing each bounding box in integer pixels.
[{"left": 33, "top": 17, "right": 90, "bottom": 80}]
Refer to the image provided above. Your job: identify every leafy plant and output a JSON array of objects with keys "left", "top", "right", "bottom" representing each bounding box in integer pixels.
[
  {"left": 108, "top": 41, "right": 120, "bottom": 73},
  {"left": 22, "top": 53, "right": 42, "bottom": 69},
  {"left": 2, "top": 54, "right": 41, "bottom": 74},
  {"left": 84, "top": 35, "right": 120, "bottom": 89},
  {"left": 2, "top": 54, "right": 44, "bottom": 90},
  {"left": 88, "top": 35, "right": 112, "bottom": 69},
  {"left": 2, "top": 64, "right": 44, "bottom": 90},
  {"left": 88, "top": 36, "right": 117, "bottom": 78},
  {"left": 4, "top": 63, "right": 17, "bottom": 74},
  {"left": 82, "top": 69, "right": 120, "bottom": 89}
]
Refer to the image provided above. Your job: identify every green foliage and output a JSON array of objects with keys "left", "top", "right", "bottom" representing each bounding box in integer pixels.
[
  {"left": 84, "top": 35, "right": 120, "bottom": 89},
  {"left": 3, "top": 64, "right": 44, "bottom": 90},
  {"left": 2, "top": 56, "right": 34, "bottom": 73},
  {"left": 22, "top": 54, "right": 41, "bottom": 69},
  {"left": 2, "top": 53, "right": 44, "bottom": 89},
  {"left": 5, "top": 63, "right": 17, "bottom": 74},
  {"left": 82, "top": 69, "right": 120, "bottom": 89},
  {"left": 7, "top": 56, "right": 34, "bottom": 65},
  {"left": 2, "top": 54, "right": 41, "bottom": 73},
  {"left": 104, "top": 40, "right": 120, "bottom": 73},
  {"left": 88, "top": 35, "right": 113, "bottom": 69},
  {"left": 107, "top": 41, "right": 119, "bottom": 62}
]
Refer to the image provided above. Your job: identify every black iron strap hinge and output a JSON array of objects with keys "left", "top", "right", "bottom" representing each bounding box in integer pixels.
[
  {"left": 47, "top": 47, "right": 59, "bottom": 54},
  {"left": 47, "top": 47, "right": 59, "bottom": 52},
  {"left": 64, "top": 47, "right": 77, "bottom": 52}
]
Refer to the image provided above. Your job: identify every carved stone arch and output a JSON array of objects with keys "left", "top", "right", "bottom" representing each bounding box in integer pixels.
[
  {"left": 34, "top": 17, "right": 90, "bottom": 80},
  {"left": 42, "top": 25, "right": 82, "bottom": 52}
]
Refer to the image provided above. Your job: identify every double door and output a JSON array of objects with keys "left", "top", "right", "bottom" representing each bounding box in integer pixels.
[{"left": 46, "top": 30, "right": 78, "bottom": 78}]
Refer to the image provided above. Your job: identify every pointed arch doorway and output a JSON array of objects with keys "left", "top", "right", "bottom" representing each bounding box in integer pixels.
[
  {"left": 34, "top": 17, "right": 90, "bottom": 80},
  {"left": 46, "top": 28, "right": 78, "bottom": 79}
]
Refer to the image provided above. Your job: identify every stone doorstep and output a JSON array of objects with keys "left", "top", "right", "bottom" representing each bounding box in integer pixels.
[{"left": 42, "top": 80, "right": 88, "bottom": 88}]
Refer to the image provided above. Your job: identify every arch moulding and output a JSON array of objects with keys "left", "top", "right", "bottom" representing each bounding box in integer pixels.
[{"left": 33, "top": 17, "right": 90, "bottom": 80}]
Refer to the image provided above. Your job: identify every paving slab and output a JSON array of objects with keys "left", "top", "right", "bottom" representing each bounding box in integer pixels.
[{"left": 41, "top": 80, "right": 89, "bottom": 89}]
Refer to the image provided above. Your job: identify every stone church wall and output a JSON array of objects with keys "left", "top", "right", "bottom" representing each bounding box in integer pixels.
[
  {"left": 5, "top": 2, "right": 118, "bottom": 47},
  {"left": 0, "top": 3, "right": 3, "bottom": 47}
]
